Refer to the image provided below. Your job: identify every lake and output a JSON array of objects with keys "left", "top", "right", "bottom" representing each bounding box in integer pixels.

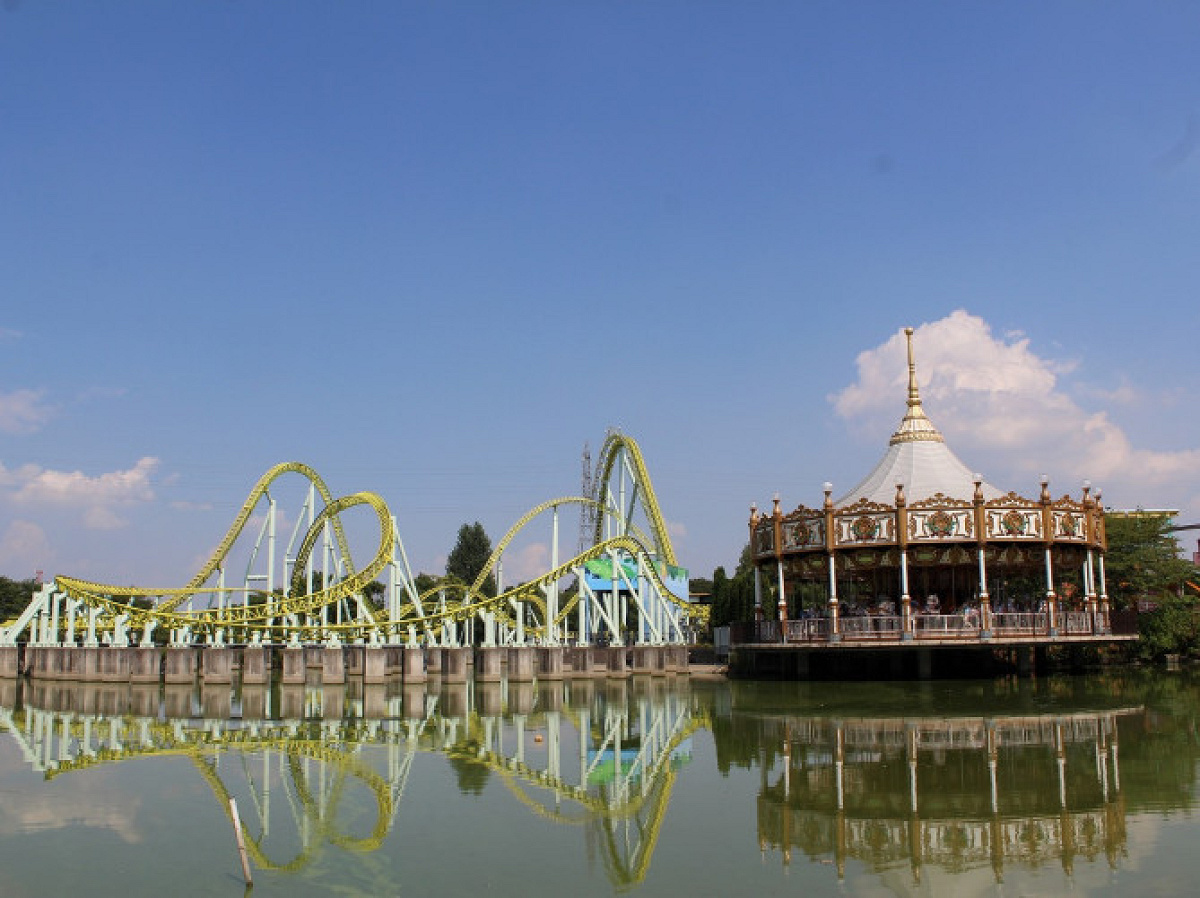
[{"left": 1, "top": 669, "right": 1198, "bottom": 896}]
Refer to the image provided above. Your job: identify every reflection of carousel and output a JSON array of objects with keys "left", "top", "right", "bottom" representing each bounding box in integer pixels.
[
  {"left": 741, "top": 328, "right": 1135, "bottom": 668},
  {"left": 756, "top": 708, "right": 1134, "bottom": 883}
]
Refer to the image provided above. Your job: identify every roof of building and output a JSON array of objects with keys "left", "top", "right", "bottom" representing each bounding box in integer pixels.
[{"left": 834, "top": 328, "right": 1004, "bottom": 508}]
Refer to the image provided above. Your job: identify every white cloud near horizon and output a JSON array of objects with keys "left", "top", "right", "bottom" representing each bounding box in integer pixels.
[
  {"left": 832, "top": 310, "right": 1200, "bottom": 507},
  {"left": 5, "top": 457, "right": 160, "bottom": 529},
  {"left": 0, "top": 388, "right": 55, "bottom": 434}
]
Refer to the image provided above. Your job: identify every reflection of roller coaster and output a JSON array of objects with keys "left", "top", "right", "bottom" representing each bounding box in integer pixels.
[
  {"left": 2, "top": 432, "right": 697, "bottom": 650},
  {"left": 0, "top": 677, "right": 703, "bottom": 889}
]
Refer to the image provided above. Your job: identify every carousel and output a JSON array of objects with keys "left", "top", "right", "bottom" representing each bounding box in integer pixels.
[{"left": 747, "top": 328, "right": 1115, "bottom": 646}]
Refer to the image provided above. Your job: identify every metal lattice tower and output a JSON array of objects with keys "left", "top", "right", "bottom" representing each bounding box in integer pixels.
[{"left": 579, "top": 441, "right": 595, "bottom": 555}]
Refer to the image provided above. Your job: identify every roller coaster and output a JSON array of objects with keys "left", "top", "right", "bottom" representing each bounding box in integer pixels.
[{"left": 1, "top": 432, "right": 698, "bottom": 650}]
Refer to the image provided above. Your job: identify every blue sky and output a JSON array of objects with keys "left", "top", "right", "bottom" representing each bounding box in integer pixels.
[{"left": 2, "top": 2, "right": 1199, "bottom": 587}]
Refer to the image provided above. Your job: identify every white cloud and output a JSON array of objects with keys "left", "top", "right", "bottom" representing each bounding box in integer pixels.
[
  {"left": 0, "top": 520, "right": 53, "bottom": 575},
  {"left": 831, "top": 309, "right": 1200, "bottom": 504},
  {"left": 7, "top": 457, "right": 159, "bottom": 529},
  {"left": 0, "top": 388, "right": 55, "bottom": 434},
  {"left": 505, "top": 542, "right": 550, "bottom": 584}
]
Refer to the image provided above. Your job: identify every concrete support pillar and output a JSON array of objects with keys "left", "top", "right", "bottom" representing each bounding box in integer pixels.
[
  {"left": 630, "top": 646, "right": 653, "bottom": 675},
  {"left": 163, "top": 647, "right": 197, "bottom": 684},
  {"left": 442, "top": 646, "right": 470, "bottom": 683},
  {"left": 344, "top": 645, "right": 364, "bottom": 678},
  {"left": 539, "top": 646, "right": 565, "bottom": 680},
  {"left": 606, "top": 645, "right": 628, "bottom": 677},
  {"left": 476, "top": 646, "right": 503, "bottom": 682},
  {"left": 0, "top": 646, "right": 18, "bottom": 678},
  {"left": 129, "top": 646, "right": 162, "bottom": 684},
  {"left": 281, "top": 646, "right": 306, "bottom": 684},
  {"left": 425, "top": 647, "right": 443, "bottom": 676},
  {"left": 322, "top": 647, "right": 346, "bottom": 685},
  {"left": 385, "top": 645, "right": 404, "bottom": 677},
  {"left": 566, "top": 646, "right": 594, "bottom": 677},
  {"left": 362, "top": 647, "right": 387, "bottom": 684},
  {"left": 403, "top": 646, "right": 426, "bottom": 684},
  {"left": 507, "top": 646, "right": 535, "bottom": 681},
  {"left": 100, "top": 648, "right": 130, "bottom": 683},
  {"left": 201, "top": 647, "right": 234, "bottom": 685},
  {"left": 241, "top": 646, "right": 271, "bottom": 685},
  {"left": 78, "top": 646, "right": 103, "bottom": 681}
]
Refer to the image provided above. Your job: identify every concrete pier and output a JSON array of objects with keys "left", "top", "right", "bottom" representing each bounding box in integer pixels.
[
  {"left": 129, "top": 647, "right": 161, "bottom": 684},
  {"left": 403, "top": 646, "right": 426, "bottom": 684},
  {"left": 507, "top": 646, "right": 535, "bottom": 682},
  {"left": 476, "top": 647, "right": 503, "bottom": 682},
  {"left": 425, "top": 647, "right": 443, "bottom": 676},
  {"left": 442, "top": 647, "right": 470, "bottom": 683},
  {"left": 164, "top": 647, "right": 198, "bottom": 684},
  {"left": 363, "top": 646, "right": 387, "bottom": 684},
  {"left": 281, "top": 646, "right": 306, "bottom": 684},
  {"left": 606, "top": 646, "right": 629, "bottom": 677},
  {"left": 241, "top": 646, "right": 271, "bottom": 685},
  {"left": 565, "top": 646, "right": 594, "bottom": 677},
  {"left": 5, "top": 641, "right": 697, "bottom": 687},
  {"left": 201, "top": 647, "right": 234, "bottom": 684},
  {"left": 99, "top": 646, "right": 130, "bottom": 682},
  {"left": 538, "top": 646, "right": 565, "bottom": 680},
  {"left": 0, "top": 646, "right": 18, "bottom": 678},
  {"left": 322, "top": 647, "right": 346, "bottom": 685}
]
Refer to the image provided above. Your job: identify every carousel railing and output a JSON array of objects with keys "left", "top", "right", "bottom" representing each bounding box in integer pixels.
[
  {"left": 839, "top": 615, "right": 903, "bottom": 639},
  {"left": 912, "top": 613, "right": 980, "bottom": 637},
  {"left": 731, "top": 606, "right": 1121, "bottom": 646},
  {"left": 785, "top": 618, "right": 830, "bottom": 642},
  {"left": 991, "top": 612, "right": 1047, "bottom": 635},
  {"left": 1062, "top": 611, "right": 1093, "bottom": 635}
]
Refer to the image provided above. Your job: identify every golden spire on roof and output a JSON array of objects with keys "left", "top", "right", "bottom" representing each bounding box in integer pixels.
[{"left": 889, "top": 327, "right": 945, "bottom": 445}]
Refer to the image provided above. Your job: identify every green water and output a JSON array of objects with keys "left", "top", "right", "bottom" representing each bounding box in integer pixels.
[{"left": 1, "top": 670, "right": 1198, "bottom": 897}]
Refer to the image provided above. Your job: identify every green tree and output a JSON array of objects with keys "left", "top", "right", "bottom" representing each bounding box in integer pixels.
[
  {"left": 710, "top": 567, "right": 732, "bottom": 628},
  {"left": 0, "top": 576, "right": 39, "bottom": 622},
  {"left": 362, "top": 579, "right": 386, "bottom": 609},
  {"left": 1105, "top": 514, "right": 1197, "bottom": 610},
  {"left": 446, "top": 522, "right": 497, "bottom": 597}
]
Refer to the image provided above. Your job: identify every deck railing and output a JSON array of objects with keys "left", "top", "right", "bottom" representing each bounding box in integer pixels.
[
  {"left": 912, "top": 614, "right": 978, "bottom": 637},
  {"left": 731, "top": 608, "right": 1122, "bottom": 645},
  {"left": 991, "top": 612, "right": 1047, "bottom": 636},
  {"left": 840, "top": 616, "right": 904, "bottom": 639},
  {"left": 785, "top": 618, "right": 831, "bottom": 642}
]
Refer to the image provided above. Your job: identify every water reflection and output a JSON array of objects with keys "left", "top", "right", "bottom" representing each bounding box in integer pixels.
[
  {"left": 0, "top": 677, "right": 698, "bottom": 889},
  {"left": 755, "top": 709, "right": 1131, "bottom": 882},
  {"left": 2, "top": 674, "right": 1199, "bottom": 894}
]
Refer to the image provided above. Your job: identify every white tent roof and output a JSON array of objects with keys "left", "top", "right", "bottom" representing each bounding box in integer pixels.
[{"left": 834, "top": 328, "right": 1004, "bottom": 508}]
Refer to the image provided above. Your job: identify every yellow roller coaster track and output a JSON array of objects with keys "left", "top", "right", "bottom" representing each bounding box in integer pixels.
[{"left": 41, "top": 433, "right": 695, "bottom": 640}]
